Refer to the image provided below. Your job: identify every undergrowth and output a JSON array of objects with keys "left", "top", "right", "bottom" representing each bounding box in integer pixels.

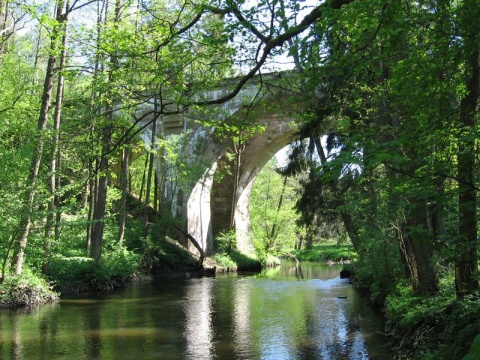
[
  {"left": 48, "top": 247, "right": 140, "bottom": 293},
  {"left": 293, "top": 244, "right": 357, "bottom": 262},
  {"left": 0, "top": 270, "right": 59, "bottom": 307},
  {"left": 385, "top": 281, "right": 480, "bottom": 359}
]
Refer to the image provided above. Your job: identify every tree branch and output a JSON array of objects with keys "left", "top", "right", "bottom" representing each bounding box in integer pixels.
[{"left": 196, "top": 0, "right": 355, "bottom": 105}]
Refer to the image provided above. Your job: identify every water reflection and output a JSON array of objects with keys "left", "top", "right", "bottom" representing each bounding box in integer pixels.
[
  {"left": 184, "top": 277, "right": 214, "bottom": 359},
  {"left": 233, "top": 278, "right": 254, "bottom": 358},
  {"left": 0, "top": 261, "right": 389, "bottom": 359}
]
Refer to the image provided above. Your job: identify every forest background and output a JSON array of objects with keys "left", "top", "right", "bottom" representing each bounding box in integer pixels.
[{"left": 1, "top": 0, "right": 480, "bottom": 358}]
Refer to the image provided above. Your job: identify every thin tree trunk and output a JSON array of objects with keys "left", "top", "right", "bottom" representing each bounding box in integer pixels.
[
  {"left": 139, "top": 153, "right": 149, "bottom": 203},
  {"left": 455, "top": 1, "right": 479, "bottom": 296},
  {"left": 0, "top": 0, "right": 9, "bottom": 62},
  {"left": 230, "top": 140, "right": 245, "bottom": 228},
  {"left": 85, "top": 0, "right": 108, "bottom": 251},
  {"left": 44, "top": 4, "right": 69, "bottom": 274},
  {"left": 14, "top": 0, "right": 66, "bottom": 275},
  {"left": 86, "top": 164, "right": 97, "bottom": 251},
  {"left": 117, "top": 147, "right": 129, "bottom": 245},
  {"left": 153, "top": 168, "right": 159, "bottom": 211},
  {"left": 89, "top": 0, "right": 121, "bottom": 263},
  {"left": 143, "top": 117, "right": 157, "bottom": 238},
  {"left": 90, "top": 137, "right": 110, "bottom": 262}
]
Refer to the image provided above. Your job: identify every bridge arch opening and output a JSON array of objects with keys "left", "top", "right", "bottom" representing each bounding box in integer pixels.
[
  {"left": 141, "top": 76, "right": 306, "bottom": 256},
  {"left": 209, "top": 111, "right": 298, "bottom": 254}
]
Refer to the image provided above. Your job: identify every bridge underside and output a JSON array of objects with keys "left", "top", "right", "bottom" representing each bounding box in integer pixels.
[
  {"left": 185, "top": 110, "right": 297, "bottom": 255},
  {"left": 139, "top": 76, "right": 304, "bottom": 256}
]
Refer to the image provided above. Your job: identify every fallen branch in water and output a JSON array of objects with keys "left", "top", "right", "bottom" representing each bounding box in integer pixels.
[{"left": 282, "top": 252, "right": 300, "bottom": 264}]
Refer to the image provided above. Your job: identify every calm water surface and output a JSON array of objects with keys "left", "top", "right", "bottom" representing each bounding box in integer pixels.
[{"left": 0, "top": 261, "right": 389, "bottom": 359}]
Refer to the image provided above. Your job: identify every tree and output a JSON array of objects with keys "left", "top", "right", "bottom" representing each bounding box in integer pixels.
[
  {"left": 455, "top": 0, "right": 479, "bottom": 297},
  {"left": 250, "top": 158, "right": 300, "bottom": 253},
  {"left": 13, "top": 0, "right": 70, "bottom": 275}
]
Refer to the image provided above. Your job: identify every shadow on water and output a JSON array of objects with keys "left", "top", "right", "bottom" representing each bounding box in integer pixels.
[{"left": 0, "top": 261, "right": 390, "bottom": 359}]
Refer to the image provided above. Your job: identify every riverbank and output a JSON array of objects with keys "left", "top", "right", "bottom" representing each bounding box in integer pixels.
[
  {"left": 290, "top": 244, "right": 480, "bottom": 359},
  {"left": 292, "top": 243, "right": 357, "bottom": 263},
  {"left": 0, "top": 271, "right": 59, "bottom": 307},
  {"left": 0, "top": 236, "right": 265, "bottom": 307},
  {"left": 337, "top": 256, "right": 480, "bottom": 359}
]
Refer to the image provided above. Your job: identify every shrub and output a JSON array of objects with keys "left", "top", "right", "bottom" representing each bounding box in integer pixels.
[
  {"left": 384, "top": 283, "right": 480, "bottom": 359},
  {"left": 212, "top": 253, "right": 236, "bottom": 268},
  {"left": 143, "top": 237, "right": 198, "bottom": 275},
  {"left": 262, "top": 254, "right": 281, "bottom": 268},
  {"left": 48, "top": 247, "right": 140, "bottom": 293},
  {"left": 230, "top": 250, "right": 262, "bottom": 271},
  {"left": 0, "top": 270, "right": 59, "bottom": 307},
  {"left": 214, "top": 230, "right": 237, "bottom": 255},
  {"left": 442, "top": 296, "right": 480, "bottom": 359}
]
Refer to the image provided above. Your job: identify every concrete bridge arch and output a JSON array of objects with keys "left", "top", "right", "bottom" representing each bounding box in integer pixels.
[{"left": 138, "top": 75, "right": 302, "bottom": 255}]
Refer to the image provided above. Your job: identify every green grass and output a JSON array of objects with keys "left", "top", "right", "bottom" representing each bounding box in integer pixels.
[
  {"left": 292, "top": 244, "right": 357, "bottom": 262},
  {"left": 212, "top": 253, "right": 237, "bottom": 268},
  {"left": 0, "top": 269, "right": 59, "bottom": 307},
  {"left": 229, "top": 250, "right": 262, "bottom": 271}
]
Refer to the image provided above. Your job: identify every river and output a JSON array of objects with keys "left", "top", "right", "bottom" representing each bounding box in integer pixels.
[{"left": 0, "top": 261, "right": 389, "bottom": 359}]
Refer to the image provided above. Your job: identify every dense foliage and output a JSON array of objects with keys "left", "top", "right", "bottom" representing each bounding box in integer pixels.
[{"left": 0, "top": 0, "right": 479, "bottom": 357}]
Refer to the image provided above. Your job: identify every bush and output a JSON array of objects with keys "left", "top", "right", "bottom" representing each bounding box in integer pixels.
[
  {"left": 385, "top": 284, "right": 454, "bottom": 330},
  {"left": 293, "top": 244, "right": 357, "bottom": 262},
  {"left": 384, "top": 283, "right": 480, "bottom": 359},
  {"left": 48, "top": 247, "right": 140, "bottom": 293},
  {"left": 212, "top": 253, "right": 236, "bottom": 268},
  {"left": 262, "top": 254, "right": 281, "bottom": 268},
  {"left": 214, "top": 230, "right": 237, "bottom": 255},
  {"left": 0, "top": 270, "right": 59, "bottom": 307},
  {"left": 442, "top": 296, "right": 480, "bottom": 359},
  {"left": 143, "top": 237, "right": 198, "bottom": 275},
  {"left": 230, "top": 250, "right": 262, "bottom": 271}
]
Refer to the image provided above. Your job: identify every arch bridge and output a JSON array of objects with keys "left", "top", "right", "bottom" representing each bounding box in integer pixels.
[{"left": 137, "top": 73, "right": 305, "bottom": 255}]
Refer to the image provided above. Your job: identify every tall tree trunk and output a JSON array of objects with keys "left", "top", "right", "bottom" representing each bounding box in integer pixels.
[
  {"left": 455, "top": 0, "right": 479, "bottom": 297},
  {"left": 143, "top": 117, "right": 157, "bottom": 238},
  {"left": 117, "top": 147, "right": 129, "bottom": 245},
  {"left": 86, "top": 165, "right": 97, "bottom": 251},
  {"left": 85, "top": 0, "right": 107, "bottom": 251},
  {"left": 90, "top": 0, "right": 121, "bottom": 263},
  {"left": 399, "top": 197, "right": 438, "bottom": 295},
  {"left": 230, "top": 140, "right": 245, "bottom": 228},
  {"left": 153, "top": 168, "right": 159, "bottom": 211},
  {"left": 139, "top": 153, "right": 149, "bottom": 203},
  {"left": 44, "top": 3, "right": 69, "bottom": 274},
  {"left": 14, "top": 0, "right": 66, "bottom": 275},
  {"left": 455, "top": 0, "right": 480, "bottom": 297},
  {"left": 90, "top": 132, "right": 111, "bottom": 262},
  {"left": 0, "top": 0, "right": 9, "bottom": 62}
]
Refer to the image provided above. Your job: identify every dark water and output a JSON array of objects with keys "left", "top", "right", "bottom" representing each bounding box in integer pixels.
[{"left": 0, "top": 261, "right": 389, "bottom": 359}]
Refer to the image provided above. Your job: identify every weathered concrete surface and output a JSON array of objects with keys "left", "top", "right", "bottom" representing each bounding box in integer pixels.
[{"left": 138, "top": 73, "right": 303, "bottom": 255}]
